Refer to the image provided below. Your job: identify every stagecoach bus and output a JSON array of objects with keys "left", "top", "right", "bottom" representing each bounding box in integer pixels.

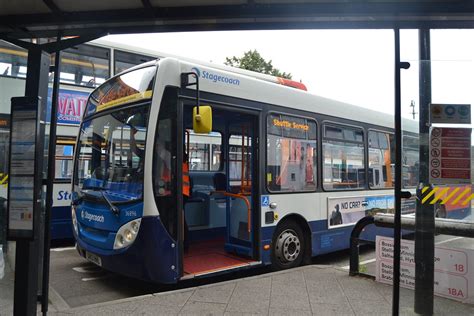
[{"left": 72, "top": 56, "right": 426, "bottom": 283}]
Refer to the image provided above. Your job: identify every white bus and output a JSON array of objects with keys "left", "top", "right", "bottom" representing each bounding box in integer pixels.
[{"left": 71, "top": 56, "right": 422, "bottom": 283}]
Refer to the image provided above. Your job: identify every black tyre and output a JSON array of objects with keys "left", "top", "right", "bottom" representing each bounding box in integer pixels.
[{"left": 271, "top": 220, "right": 305, "bottom": 270}]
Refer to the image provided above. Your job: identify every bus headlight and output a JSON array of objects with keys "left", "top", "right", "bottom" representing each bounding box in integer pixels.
[
  {"left": 71, "top": 205, "right": 78, "bottom": 236},
  {"left": 114, "top": 219, "right": 141, "bottom": 250}
]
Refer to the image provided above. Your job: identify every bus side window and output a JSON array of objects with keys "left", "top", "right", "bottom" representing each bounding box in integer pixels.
[
  {"left": 0, "top": 40, "right": 28, "bottom": 78},
  {"left": 266, "top": 114, "right": 317, "bottom": 193},
  {"left": 368, "top": 130, "right": 395, "bottom": 189},
  {"left": 55, "top": 141, "right": 75, "bottom": 180},
  {"left": 59, "top": 44, "right": 110, "bottom": 87},
  {"left": 323, "top": 124, "right": 365, "bottom": 191}
]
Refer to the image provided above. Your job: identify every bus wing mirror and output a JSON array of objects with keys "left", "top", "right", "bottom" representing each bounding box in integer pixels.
[{"left": 193, "top": 105, "right": 212, "bottom": 134}]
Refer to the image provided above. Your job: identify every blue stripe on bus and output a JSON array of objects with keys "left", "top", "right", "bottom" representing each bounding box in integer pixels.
[
  {"left": 261, "top": 218, "right": 413, "bottom": 265},
  {"left": 446, "top": 207, "right": 471, "bottom": 220}
]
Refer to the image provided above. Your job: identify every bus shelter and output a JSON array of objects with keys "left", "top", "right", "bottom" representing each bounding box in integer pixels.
[{"left": 0, "top": 1, "right": 473, "bottom": 315}]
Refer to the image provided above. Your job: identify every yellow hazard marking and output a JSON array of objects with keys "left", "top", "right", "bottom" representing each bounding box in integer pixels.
[
  {"left": 441, "top": 187, "right": 460, "bottom": 204},
  {"left": 0, "top": 173, "right": 8, "bottom": 187},
  {"left": 462, "top": 193, "right": 474, "bottom": 206},
  {"left": 452, "top": 188, "right": 471, "bottom": 204},
  {"left": 430, "top": 187, "right": 449, "bottom": 204},
  {"left": 422, "top": 186, "right": 473, "bottom": 206},
  {"left": 422, "top": 187, "right": 439, "bottom": 204},
  {"left": 0, "top": 174, "right": 8, "bottom": 184}
]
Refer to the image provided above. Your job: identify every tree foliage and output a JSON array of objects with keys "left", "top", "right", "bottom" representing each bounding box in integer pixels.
[{"left": 224, "top": 50, "right": 292, "bottom": 79}]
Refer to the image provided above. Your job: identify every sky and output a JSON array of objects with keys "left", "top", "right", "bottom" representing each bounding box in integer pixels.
[{"left": 103, "top": 29, "right": 473, "bottom": 121}]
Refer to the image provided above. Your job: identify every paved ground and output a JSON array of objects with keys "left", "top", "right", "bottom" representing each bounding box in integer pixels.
[
  {"left": 2, "top": 258, "right": 474, "bottom": 315},
  {"left": 1, "top": 235, "right": 473, "bottom": 315},
  {"left": 43, "top": 265, "right": 473, "bottom": 316},
  {"left": 0, "top": 256, "right": 14, "bottom": 315}
]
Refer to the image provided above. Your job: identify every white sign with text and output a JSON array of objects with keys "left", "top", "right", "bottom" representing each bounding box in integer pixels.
[{"left": 376, "top": 236, "right": 472, "bottom": 303}]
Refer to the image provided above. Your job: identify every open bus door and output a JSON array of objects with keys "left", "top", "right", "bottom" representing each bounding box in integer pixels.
[{"left": 224, "top": 118, "right": 259, "bottom": 258}]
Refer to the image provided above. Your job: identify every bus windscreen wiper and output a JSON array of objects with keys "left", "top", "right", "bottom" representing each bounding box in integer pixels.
[{"left": 100, "top": 190, "right": 120, "bottom": 216}]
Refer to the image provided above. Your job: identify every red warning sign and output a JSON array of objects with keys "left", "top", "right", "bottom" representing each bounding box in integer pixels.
[{"left": 430, "top": 127, "right": 471, "bottom": 184}]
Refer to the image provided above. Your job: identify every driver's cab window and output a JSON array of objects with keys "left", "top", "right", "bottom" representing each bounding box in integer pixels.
[
  {"left": 185, "top": 130, "right": 222, "bottom": 171},
  {"left": 229, "top": 134, "right": 252, "bottom": 192}
]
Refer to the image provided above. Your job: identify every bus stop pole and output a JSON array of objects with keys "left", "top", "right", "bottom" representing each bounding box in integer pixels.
[{"left": 414, "top": 28, "right": 435, "bottom": 316}]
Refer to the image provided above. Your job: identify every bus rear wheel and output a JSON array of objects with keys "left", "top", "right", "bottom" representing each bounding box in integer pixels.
[{"left": 271, "top": 220, "right": 305, "bottom": 270}]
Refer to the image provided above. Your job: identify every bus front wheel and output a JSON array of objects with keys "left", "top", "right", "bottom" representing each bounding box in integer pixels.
[{"left": 271, "top": 220, "right": 305, "bottom": 270}]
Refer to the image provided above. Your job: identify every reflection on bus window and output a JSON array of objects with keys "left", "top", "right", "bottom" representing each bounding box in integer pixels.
[
  {"left": 402, "top": 135, "right": 419, "bottom": 188},
  {"left": 368, "top": 131, "right": 395, "bottom": 189},
  {"left": 267, "top": 114, "right": 317, "bottom": 192},
  {"left": 0, "top": 40, "right": 28, "bottom": 78},
  {"left": 185, "top": 131, "right": 221, "bottom": 171},
  {"left": 57, "top": 44, "right": 110, "bottom": 87},
  {"left": 55, "top": 141, "right": 75, "bottom": 179},
  {"left": 75, "top": 105, "right": 149, "bottom": 198},
  {"left": 323, "top": 124, "right": 365, "bottom": 190},
  {"left": 114, "top": 50, "right": 155, "bottom": 75}
]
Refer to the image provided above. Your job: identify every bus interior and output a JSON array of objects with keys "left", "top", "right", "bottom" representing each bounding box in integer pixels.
[{"left": 181, "top": 105, "right": 260, "bottom": 278}]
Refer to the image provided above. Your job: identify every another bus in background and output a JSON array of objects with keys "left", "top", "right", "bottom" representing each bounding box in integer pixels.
[{"left": 0, "top": 38, "right": 164, "bottom": 240}]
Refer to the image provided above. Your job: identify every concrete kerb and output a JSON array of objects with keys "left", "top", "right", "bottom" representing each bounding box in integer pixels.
[
  {"left": 58, "top": 292, "right": 155, "bottom": 313},
  {"left": 48, "top": 286, "right": 71, "bottom": 311}
]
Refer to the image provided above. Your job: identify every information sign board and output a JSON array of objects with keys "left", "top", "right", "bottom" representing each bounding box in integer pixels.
[
  {"left": 430, "top": 104, "right": 471, "bottom": 124},
  {"left": 376, "top": 236, "right": 473, "bottom": 303},
  {"left": 429, "top": 127, "right": 471, "bottom": 184},
  {"left": 7, "top": 97, "right": 44, "bottom": 240}
]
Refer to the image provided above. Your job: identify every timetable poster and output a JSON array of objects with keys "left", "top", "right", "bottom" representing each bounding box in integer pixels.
[{"left": 8, "top": 99, "right": 39, "bottom": 238}]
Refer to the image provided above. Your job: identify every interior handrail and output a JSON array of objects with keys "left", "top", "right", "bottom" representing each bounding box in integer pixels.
[{"left": 213, "top": 190, "right": 251, "bottom": 233}]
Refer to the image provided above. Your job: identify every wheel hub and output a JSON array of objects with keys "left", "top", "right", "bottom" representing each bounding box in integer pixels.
[{"left": 275, "top": 229, "right": 301, "bottom": 263}]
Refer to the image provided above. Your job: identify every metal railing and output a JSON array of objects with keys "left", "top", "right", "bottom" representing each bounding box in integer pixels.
[{"left": 349, "top": 213, "right": 474, "bottom": 277}]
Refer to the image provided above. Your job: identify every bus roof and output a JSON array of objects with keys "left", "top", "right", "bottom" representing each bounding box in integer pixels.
[{"left": 168, "top": 57, "right": 418, "bottom": 133}]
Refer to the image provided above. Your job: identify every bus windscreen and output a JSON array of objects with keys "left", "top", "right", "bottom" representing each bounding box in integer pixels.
[{"left": 84, "top": 66, "right": 156, "bottom": 117}]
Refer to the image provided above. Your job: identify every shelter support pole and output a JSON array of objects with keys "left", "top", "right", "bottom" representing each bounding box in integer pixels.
[
  {"left": 13, "top": 47, "right": 50, "bottom": 316},
  {"left": 42, "top": 32, "right": 63, "bottom": 315},
  {"left": 392, "top": 28, "right": 402, "bottom": 316},
  {"left": 414, "top": 28, "right": 435, "bottom": 316}
]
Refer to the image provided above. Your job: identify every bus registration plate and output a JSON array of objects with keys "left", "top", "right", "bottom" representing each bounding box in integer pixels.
[{"left": 86, "top": 251, "right": 102, "bottom": 267}]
